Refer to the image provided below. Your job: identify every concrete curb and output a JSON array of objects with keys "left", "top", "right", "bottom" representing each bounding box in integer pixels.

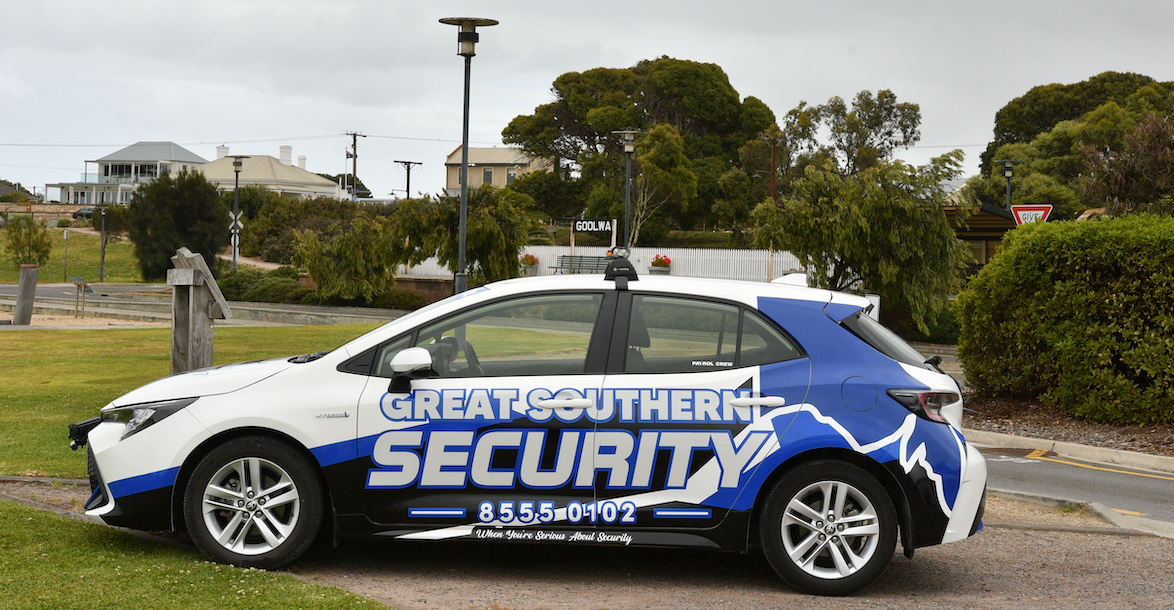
[
  {"left": 969, "top": 432, "right": 1174, "bottom": 540},
  {"left": 962, "top": 427, "right": 1174, "bottom": 474}
]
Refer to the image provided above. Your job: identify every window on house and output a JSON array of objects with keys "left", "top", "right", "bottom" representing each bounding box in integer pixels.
[
  {"left": 106, "top": 164, "right": 132, "bottom": 180},
  {"left": 507, "top": 167, "right": 518, "bottom": 185},
  {"left": 482, "top": 167, "right": 493, "bottom": 185}
]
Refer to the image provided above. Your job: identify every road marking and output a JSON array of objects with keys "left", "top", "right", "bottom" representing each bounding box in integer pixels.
[
  {"left": 1113, "top": 508, "right": 1149, "bottom": 517},
  {"left": 1025, "top": 449, "right": 1174, "bottom": 482}
]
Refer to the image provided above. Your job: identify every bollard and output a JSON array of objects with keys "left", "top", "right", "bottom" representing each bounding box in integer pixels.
[{"left": 12, "top": 264, "right": 38, "bottom": 325}]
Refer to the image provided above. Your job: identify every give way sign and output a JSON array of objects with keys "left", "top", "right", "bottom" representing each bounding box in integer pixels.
[{"left": 1011, "top": 204, "right": 1053, "bottom": 226}]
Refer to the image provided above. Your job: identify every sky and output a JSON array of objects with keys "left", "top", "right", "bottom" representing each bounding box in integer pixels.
[{"left": 3, "top": 0, "right": 1174, "bottom": 202}]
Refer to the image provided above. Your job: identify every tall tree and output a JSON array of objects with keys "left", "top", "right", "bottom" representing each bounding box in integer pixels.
[
  {"left": 1082, "top": 112, "right": 1174, "bottom": 216},
  {"left": 816, "top": 90, "right": 920, "bottom": 176},
  {"left": 628, "top": 125, "right": 697, "bottom": 245},
  {"left": 505, "top": 170, "right": 586, "bottom": 221},
  {"left": 503, "top": 57, "right": 774, "bottom": 235},
  {"left": 961, "top": 80, "right": 1174, "bottom": 219},
  {"left": 389, "top": 186, "right": 542, "bottom": 286},
  {"left": 752, "top": 151, "right": 970, "bottom": 333},
  {"left": 293, "top": 214, "right": 397, "bottom": 302},
  {"left": 94, "top": 204, "right": 129, "bottom": 251},
  {"left": 980, "top": 72, "right": 1164, "bottom": 173},
  {"left": 2, "top": 214, "right": 51, "bottom": 269},
  {"left": 126, "top": 169, "right": 229, "bottom": 280}
]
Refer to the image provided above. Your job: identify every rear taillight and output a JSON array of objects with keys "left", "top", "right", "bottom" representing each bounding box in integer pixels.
[{"left": 886, "top": 390, "right": 959, "bottom": 424}]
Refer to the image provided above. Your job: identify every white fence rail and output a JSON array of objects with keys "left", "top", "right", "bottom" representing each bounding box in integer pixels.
[{"left": 397, "top": 246, "right": 805, "bottom": 283}]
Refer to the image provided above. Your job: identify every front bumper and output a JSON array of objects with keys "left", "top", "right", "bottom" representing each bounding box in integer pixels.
[{"left": 69, "top": 411, "right": 208, "bottom": 532}]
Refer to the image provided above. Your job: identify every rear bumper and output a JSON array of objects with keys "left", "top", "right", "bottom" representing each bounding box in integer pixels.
[{"left": 942, "top": 442, "right": 987, "bottom": 543}]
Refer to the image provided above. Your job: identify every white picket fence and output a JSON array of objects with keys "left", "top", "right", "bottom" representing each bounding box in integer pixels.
[{"left": 397, "top": 246, "right": 805, "bottom": 283}]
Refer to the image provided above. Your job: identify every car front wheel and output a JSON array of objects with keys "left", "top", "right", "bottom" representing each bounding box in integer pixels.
[
  {"left": 760, "top": 460, "right": 897, "bottom": 596},
  {"left": 183, "top": 436, "right": 323, "bottom": 569}
]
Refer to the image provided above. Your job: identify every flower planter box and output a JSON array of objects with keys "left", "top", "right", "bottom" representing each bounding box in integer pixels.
[{"left": 648, "top": 266, "right": 670, "bottom": 275}]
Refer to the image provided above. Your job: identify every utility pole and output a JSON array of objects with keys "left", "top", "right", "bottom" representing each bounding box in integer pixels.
[
  {"left": 759, "top": 130, "right": 782, "bottom": 201},
  {"left": 394, "top": 160, "right": 422, "bottom": 198},
  {"left": 344, "top": 131, "right": 366, "bottom": 199}
]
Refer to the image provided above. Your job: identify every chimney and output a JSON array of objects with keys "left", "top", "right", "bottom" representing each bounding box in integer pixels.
[
  {"left": 217, "top": 145, "right": 229, "bottom": 160},
  {"left": 279, "top": 145, "right": 292, "bottom": 166},
  {"left": 298, "top": 155, "right": 306, "bottom": 170}
]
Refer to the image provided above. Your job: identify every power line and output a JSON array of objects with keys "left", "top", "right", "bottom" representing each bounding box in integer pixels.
[{"left": 0, "top": 133, "right": 503, "bottom": 149}]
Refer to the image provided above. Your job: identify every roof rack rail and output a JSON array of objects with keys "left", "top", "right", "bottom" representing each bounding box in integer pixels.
[{"left": 604, "top": 257, "right": 639, "bottom": 290}]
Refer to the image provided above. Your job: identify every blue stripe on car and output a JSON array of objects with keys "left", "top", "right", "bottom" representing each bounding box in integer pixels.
[
  {"left": 310, "top": 438, "right": 358, "bottom": 467},
  {"left": 108, "top": 466, "right": 181, "bottom": 498}
]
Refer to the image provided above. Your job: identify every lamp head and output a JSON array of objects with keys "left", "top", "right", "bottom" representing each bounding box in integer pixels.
[{"left": 440, "top": 17, "right": 498, "bottom": 57}]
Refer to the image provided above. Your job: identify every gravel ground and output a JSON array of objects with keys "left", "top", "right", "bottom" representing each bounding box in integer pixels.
[
  {"left": 4, "top": 477, "right": 1171, "bottom": 609},
  {"left": 0, "top": 313, "right": 168, "bottom": 328}
]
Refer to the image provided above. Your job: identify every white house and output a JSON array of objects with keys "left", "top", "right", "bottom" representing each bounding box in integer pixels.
[{"left": 46, "top": 141, "right": 208, "bottom": 205}]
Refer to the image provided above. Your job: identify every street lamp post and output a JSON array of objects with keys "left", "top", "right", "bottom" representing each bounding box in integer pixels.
[
  {"left": 230, "top": 156, "right": 249, "bottom": 272},
  {"left": 99, "top": 207, "right": 106, "bottom": 282},
  {"left": 440, "top": 17, "right": 497, "bottom": 294},
  {"left": 611, "top": 130, "right": 642, "bottom": 249},
  {"left": 994, "top": 159, "right": 1020, "bottom": 209}
]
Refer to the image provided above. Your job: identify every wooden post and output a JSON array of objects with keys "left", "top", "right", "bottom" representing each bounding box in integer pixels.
[
  {"left": 168, "top": 248, "right": 231, "bottom": 374},
  {"left": 12, "top": 265, "right": 38, "bottom": 326}
]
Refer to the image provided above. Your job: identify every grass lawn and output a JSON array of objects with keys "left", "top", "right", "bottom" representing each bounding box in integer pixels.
[
  {"left": 0, "top": 324, "right": 384, "bottom": 609},
  {"left": 0, "top": 500, "right": 371, "bottom": 609},
  {"left": 0, "top": 228, "right": 143, "bottom": 284},
  {"left": 0, "top": 324, "right": 381, "bottom": 478}
]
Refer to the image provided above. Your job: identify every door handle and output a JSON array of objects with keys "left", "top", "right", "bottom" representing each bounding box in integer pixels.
[
  {"left": 534, "top": 398, "right": 595, "bottom": 410},
  {"left": 728, "top": 395, "right": 787, "bottom": 408}
]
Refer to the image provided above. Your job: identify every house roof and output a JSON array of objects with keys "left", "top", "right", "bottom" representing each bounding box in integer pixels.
[
  {"left": 945, "top": 203, "right": 1018, "bottom": 239},
  {"left": 196, "top": 156, "right": 338, "bottom": 193},
  {"left": 92, "top": 142, "right": 208, "bottom": 164},
  {"left": 445, "top": 146, "right": 536, "bottom": 167}
]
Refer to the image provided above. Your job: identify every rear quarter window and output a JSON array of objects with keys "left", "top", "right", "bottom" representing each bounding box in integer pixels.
[{"left": 839, "top": 310, "right": 932, "bottom": 369}]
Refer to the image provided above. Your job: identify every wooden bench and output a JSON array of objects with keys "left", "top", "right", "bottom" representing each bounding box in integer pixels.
[{"left": 550, "top": 255, "right": 612, "bottom": 274}]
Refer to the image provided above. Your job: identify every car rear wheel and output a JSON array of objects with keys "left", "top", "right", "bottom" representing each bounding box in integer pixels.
[
  {"left": 183, "top": 436, "right": 323, "bottom": 569},
  {"left": 760, "top": 460, "right": 897, "bottom": 596}
]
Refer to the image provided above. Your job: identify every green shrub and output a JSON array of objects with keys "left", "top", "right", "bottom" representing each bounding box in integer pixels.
[
  {"left": 271, "top": 265, "right": 299, "bottom": 279},
  {"left": 368, "top": 288, "right": 428, "bottom": 311},
  {"left": 216, "top": 268, "right": 268, "bottom": 301},
  {"left": 901, "top": 301, "right": 960, "bottom": 345},
  {"left": 957, "top": 215, "right": 1174, "bottom": 424},
  {"left": 241, "top": 275, "right": 316, "bottom": 305}
]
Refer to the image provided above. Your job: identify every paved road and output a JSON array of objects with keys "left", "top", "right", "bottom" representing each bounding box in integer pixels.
[
  {"left": 0, "top": 282, "right": 168, "bottom": 300},
  {"left": 983, "top": 446, "right": 1174, "bottom": 524}
]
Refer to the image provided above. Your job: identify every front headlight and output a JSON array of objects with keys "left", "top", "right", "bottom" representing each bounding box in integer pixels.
[{"left": 102, "top": 397, "right": 198, "bottom": 440}]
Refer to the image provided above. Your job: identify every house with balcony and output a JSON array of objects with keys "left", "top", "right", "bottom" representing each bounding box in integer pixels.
[
  {"left": 444, "top": 146, "right": 552, "bottom": 196},
  {"left": 46, "top": 141, "right": 208, "bottom": 205}
]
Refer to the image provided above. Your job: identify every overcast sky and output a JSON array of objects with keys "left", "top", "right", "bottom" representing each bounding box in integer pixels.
[{"left": 3, "top": 0, "right": 1173, "bottom": 202}]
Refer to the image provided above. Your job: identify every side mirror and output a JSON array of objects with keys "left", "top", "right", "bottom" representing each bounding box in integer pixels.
[{"left": 388, "top": 347, "right": 435, "bottom": 393}]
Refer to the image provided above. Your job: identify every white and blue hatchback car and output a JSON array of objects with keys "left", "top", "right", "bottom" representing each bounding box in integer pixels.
[{"left": 70, "top": 260, "right": 986, "bottom": 595}]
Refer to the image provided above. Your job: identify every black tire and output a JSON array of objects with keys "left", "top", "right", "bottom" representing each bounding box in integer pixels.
[
  {"left": 759, "top": 460, "right": 897, "bottom": 596},
  {"left": 183, "top": 436, "right": 323, "bottom": 569}
]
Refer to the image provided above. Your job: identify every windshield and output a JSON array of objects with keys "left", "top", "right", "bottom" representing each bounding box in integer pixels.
[{"left": 840, "top": 310, "right": 931, "bottom": 369}]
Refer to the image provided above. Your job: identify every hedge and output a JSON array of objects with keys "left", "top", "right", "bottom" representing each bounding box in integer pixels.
[{"left": 957, "top": 215, "right": 1174, "bottom": 424}]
